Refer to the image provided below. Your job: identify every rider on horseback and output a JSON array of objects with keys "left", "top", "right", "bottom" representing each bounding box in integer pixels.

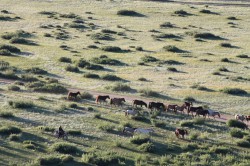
[{"left": 58, "top": 126, "right": 65, "bottom": 138}]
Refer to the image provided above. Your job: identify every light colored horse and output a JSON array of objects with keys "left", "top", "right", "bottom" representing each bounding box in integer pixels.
[
  {"left": 208, "top": 109, "right": 221, "bottom": 119},
  {"left": 235, "top": 114, "right": 245, "bottom": 121},
  {"left": 124, "top": 110, "right": 137, "bottom": 116},
  {"left": 134, "top": 128, "right": 154, "bottom": 134}
]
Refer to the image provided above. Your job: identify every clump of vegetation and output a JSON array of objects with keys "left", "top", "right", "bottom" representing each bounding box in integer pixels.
[
  {"left": 200, "top": 9, "right": 213, "bottom": 14},
  {"left": 227, "top": 119, "right": 248, "bottom": 129},
  {"left": 0, "top": 44, "right": 21, "bottom": 53},
  {"left": 136, "top": 46, "right": 143, "bottom": 51},
  {"left": 36, "top": 156, "right": 62, "bottom": 166},
  {"left": 0, "top": 126, "right": 22, "bottom": 135},
  {"left": 21, "top": 74, "right": 38, "bottom": 82},
  {"left": 26, "top": 82, "right": 68, "bottom": 94},
  {"left": 10, "top": 37, "right": 36, "bottom": 45},
  {"left": 167, "top": 67, "right": 178, "bottom": 72},
  {"left": 1, "top": 30, "right": 31, "bottom": 40},
  {"left": 210, "top": 146, "right": 231, "bottom": 154},
  {"left": 68, "top": 130, "right": 82, "bottom": 136},
  {"left": 91, "top": 55, "right": 124, "bottom": 66},
  {"left": 141, "top": 55, "right": 159, "bottom": 63},
  {"left": 130, "top": 135, "right": 150, "bottom": 145},
  {"left": 0, "top": 49, "right": 13, "bottom": 56},
  {"left": 138, "top": 142, "right": 155, "bottom": 152},
  {"left": 0, "top": 111, "right": 14, "bottom": 118},
  {"left": 227, "top": 16, "right": 237, "bottom": 20},
  {"left": 230, "top": 129, "right": 244, "bottom": 138},
  {"left": 174, "top": 10, "right": 190, "bottom": 16},
  {"left": 90, "top": 33, "right": 113, "bottom": 41},
  {"left": 82, "top": 152, "right": 121, "bottom": 165},
  {"left": 101, "top": 74, "right": 123, "bottom": 81},
  {"left": 80, "top": 91, "right": 94, "bottom": 100},
  {"left": 101, "top": 46, "right": 122, "bottom": 52},
  {"left": 8, "top": 100, "right": 34, "bottom": 109},
  {"left": 138, "top": 77, "right": 147, "bottom": 81},
  {"left": 220, "top": 88, "right": 247, "bottom": 95},
  {"left": 218, "top": 67, "right": 229, "bottom": 72},
  {"left": 94, "top": 113, "right": 101, "bottom": 119},
  {"left": 181, "top": 120, "right": 194, "bottom": 127},
  {"left": 98, "top": 124, "right": 115, "bottom": 132},
  {"left": 183, "top": 96, "right": 196, "bottom": 102},
  {"left": 9, "top": 134, "right": 20, "bottom": 141},
  {"left": 26, "top": 67, "right": 48, "bottom": 75},
  {"left": 0, "top": 70, "right": 19, "bottom": 79},
  {"left": 194, "top": 32, "right": 221, "bottom": 40},
  {"left": 83, "top": 73, "right": 100, "bottom": 79},
  {"left": 220, "top": 43, "right": 233, "bottom": 48},
  {"left": 65, "top": 65, "right": 80, "bottom": 73},
  {"left": 236, "top": 140, "right": 250, "bottom": 148},
  {"left": 153, "top": 33, "right": 180, "bottom": 39},
  {"left": 163, "top": 45, "right": 183, "bottom": 53},
  {"left": 59, "top": 57, "right": 72, "bottom": 63},
  {"left": 221, "top": 58, "right": 230, "bottom": 62},
  {"left": 68, "top": 103, "right": 78, "bottom": 109},
  {"left": 151, "top": 119, "right": 166, "bottom": 128},
  {"left": 139, "top": 89, "right": 159, "bottom": 97},
  {"left": 160, "top": 22, "right": 174, "bottom": 28},
  {"left": 106, "top": 82, "right": 132, "bottom": 92},
  {"left": 77, "top": 59, "right": 104, "bottom": 70},
  {"left": 51, "top": 142, "right": 79, "bottom": 154},
  {"left": 37, "top": 126, "right": 55, "bottom": 132},
  {"left": 117, "top": 10, "right": 142, "bottom": 16},
  {"left": 8, "top": 85, "right": 20, "bottom": 91},
  {"left": 60, "top": 13, "right": 81, "bottom": 19},
  {"left": 236, "top": 54, "right": 248, "bottom": 58}
]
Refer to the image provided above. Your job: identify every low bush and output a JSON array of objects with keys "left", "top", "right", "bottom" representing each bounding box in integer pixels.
[
  {"left": 85, "top": 64, "right": 104, "bottom": 70},
  {"left": 141, "top": 55, "right": 158, "bottom": 63},
  {"left": 91, "top": 56, "right": 124, "bottom": 66},
  {"left": 83, "top": 73, "right": 100, "bottom": 79},
  {"left": 193, "top": 118, "right": 205, "bottom": 125},
  {"left": 131, "top": 115, "right": 147, "bottom": 122},
  {"left": 200, "top": 9, "right": 212, "bottom": 14},
  {"left": 10, "top": 37, "right": 35, "bottom": 45},
  {"left": 101, "top": 46, "right": 122, "bottom": 52},
  {"left": 117, "top": 10, "right": 141, "bottom": 16},
  {"left": 139, "top": 89, "right": 159, "bottom": 97},
  {"left": 167, "top": 67, "right": 178, "bottom": 72},
  {"left": 174, "top": 10, "right": 189, "bottom": 16},
  {"left": 90, "top": 33, "right": 113, "bottom": 40},
  {"left": 21, "top": 74, "right": 39, "bottom": 82},
  {"left": 0, "top": 49, "right": 13, "bottom": 56},
  {"left": 36, "top": 156, "right": 62, "bottom": 165},
  {"left": 80, "top": 91, "right": 94, "bottom": 100},
  {"left": 59, "top": 13, "right": 80, "bottom": 19},
  {"left": 182, "top": 143, "right": 199, "bottom": 151},
  {"left": 8, "top": 85, "right": 20, "bottom": 91},
  {"left": 130, "top": 135, "right": 150, "bottom": 145},
  {"left": 65, "top": 65, "right": 79, "bottom": 73},
  {"left": 151, "top": 119, "right": 166, "bottom": 128},
  {"left": 138, "top": 142, "right": 155, "bottom": 152},
  {"left": 218, "top": 67, "right": 229, "bottom": 72},
  {"left": 194, "top": 32, "right": 221, "bottom": 39},
  {"left": 227, "top": 16, "right": 237, "bottom": 20},
  {"left": 9, "top": 134, "right": 20, "bottom": 141},
  {"left": 101, "top": 74, "right": 122, "bottom": 81},
  {"left": 51, "top": 142, "right": 79, "bottom": 154},
  {"left": 8, "top": 100, "right": 34, "bottom": 109},
  {"left": 101, "top": 29, "right": 117, "bottom": 34},
  {"left": 138, "top": 77, "right": 147, "bottom": 81},
  {"left": 106, "top": 82, "right": 132, "bottom": 92},
  {"left": 221, "top": 58, "right": 230, "bottom": 62},
  {"left": 37, "top": 126, "right": 55, "bottom": 132},
  {"left": 68, "top": 23, "right": 86, "bottom": 29},
  {"left": 82, "top": 152, "right": 120, "bottom": 165},
  {"left": 189, "top": 133, "right": 199, "bottom": 140},
  {"left": 183, "top": 96, "right": 196, "bottom": 102},
  {"left": 68, "top": 130, "right": 82, "bottom": 136},
  {"left": 26, "top": 67, "right": 48, "bottom": 75},
  {"left": 0, "top": 70, "right": 19, "bottom": 79},
  {"left": 98, "top": 124, "right": 115, "bottom": 132},
  {"left": 210, "top": 146, "right": 231, "bottom": 154},
  {"left": 153, "top": 33, "right": 180, "bottom": 39},
  {"left": 227, "top": 119, "right": 248, "bottom": 129},
  {"left": 160, "top": 22, "right": 174, "bottom": 28},
  {"left": 220, "top": 43, "right": 233, "bottom": 48},
  {"left": 220, "top": 88, "right": 247, "bottom": 95},
  {"left": 77, "top": 59, "right": 90, "bottom": 68},
  {"left": 230, "top": 129, "right": 244, "bottom": 138},
  {"left": 0, "top": 111, "right": 14, "bottom": 118},
  {"left": 94, "top": 113, "right": 101, "bottom": 119},
  {"left": 68, "top": 103, "right": 78, "bottom": 108},
  {"left": 236, "top": 140, "right": 250, "bottom": 148},
  {"left": 136, "top": 46, "right": 143, "bottom": 51},
  {"left": 163, "top": 45, "right": 183, "bottom": 53},
  {"left": 29, "top": 83, "right": 68, "bottom": 94},
  {"left": 0, "top": 44, "right": 21, "bottom": 53},
  {"left": 1, "top": 30, "right": 31, "bottom": 40},
  {"left": 0, "top": 126, "right": 22, "bottom": 135},
  {"left": 59, "top": 57, "right": 72, "bottom": 63},
  {"left": 236, "top": 54, "right": 248, "bottom": 58},
  {"left": 181, "top": 120, "right": 194, "bottom": 127}
]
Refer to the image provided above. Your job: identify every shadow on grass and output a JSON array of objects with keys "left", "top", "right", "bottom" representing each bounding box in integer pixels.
[{"left": 10, "top": 116, "right": 43, "bottom": 126}]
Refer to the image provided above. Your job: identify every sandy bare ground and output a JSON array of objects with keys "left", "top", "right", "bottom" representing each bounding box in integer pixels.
[{"left": 0, "top": 78, "right": 249, "bottom": 127}]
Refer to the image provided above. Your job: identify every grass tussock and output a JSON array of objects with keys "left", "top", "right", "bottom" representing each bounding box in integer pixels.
[
  {"left": 227, "top": 119, "right": 247, "bottom": 129},
  {"left": 220, "top": 88, "right": 247, "bottom": 95},
  {"left": 8, "top": 100, "right": 34, "bottom": 109},
  {"left": 105, "top": 82, "right": 132, "bottom": 92},
  {"left": 0, "top": 111, "right": 14, "bottom": 118},
  {"left": 51, "top": 142, "right": 79, "bottom": 154},
  {"left": 0, "top": 126, "right": 22, "bottom": 135}
]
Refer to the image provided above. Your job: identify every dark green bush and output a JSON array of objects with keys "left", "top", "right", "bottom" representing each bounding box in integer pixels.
[
  {"left": 141, "top": 55, "right": 158, "bottom": 63},
  {"left": 220, "top": 88, "right": 247, "bottom": 95},
  {"left": 163, "top": 45, "right": 183, "bottom": 53},
  {"left": 38, "top": 126, "right": 55, "bottom": 132},
  {"left": 160, "top": 22, "right": 174, "bottom": 28},
  {"left": 220, "top": 43, "right": 233, "bottom": 48},
  {"left": 101, "top": 74, "right": 122, "bottom": 81},
  {"left": 138, "top": 142, "right": 155, "bottom": 152},
  {"left": 65, "top": 65, "right": 79, "bottom": 73},
  {"left": 8, "top": 85, "right": 20, "bottom": 91},
  {"left": 181, "top": 120, "right": 194, "bottom": 127},
  {"left": 26, "top": 67, "right": 48, "bottom": 74},
  {"left": 8, "top": 100, "right": 34, "bottom": 109},
  {"left": 167, "top": 67, "right": 178, "bottom": 72},
  {"left": 194, "top": 33, "right": 221, "bottom": 39},
  {"left": 200, "top": 9, "right": 212, "bottom": 14},
  {"left": 0, "top": 44, "right": 21, "bottom": 53},
  {"left": 151, "top": 119, "right": 166, "bottom": 128},
  {"left": 80, "top": 91, "right": 93, "bottom": 100},
  {"left": 117, "top": 10, "right": 141, "bottom": 16},
  {"left": 0, "top": 49, "right": 13, "bottom": 56},
  {"left": 90, "top": 33, "right": 113, "bottom": 40},
  {"left": 130, "top": 135, "right": 150, "bottom": 145},
  {"left": 68, "top": 103, "right": 78, "bottom": 108},
  {"left": 32, "top": 83, "right": 68, "bottom": 94},
  {"left": 0, "top": 71, "right": 19, "bottom": 79},
  {"left": 51, "top": 142, "right": 79, "bottom": 154},
  {"left": 68, "top": 130, "right": 82, "bottom": 136},
  {"left": 59, "top": 57, "right": 72, "bottom": 63},
  {"left": 21, "top": 74, "right": 39, "bottom": 82},
  {"left": 174, "top": 10, "right": 189, "bottom": 16},
  {"left": 60, "top": 13, "right": 80, "bottom": 19},
  {"left": 183, "top": 96, "right": 196, "bottom": 102},
  {"left": 8, "top": 134, "right": 20, "bottom": 141},
  {"left": 236, "top": 140, "right": 250, "bottom": 148},
  {"left": 82, "top": 152, "right": 120, "bottom": 165},
  {"left": 138, "top": 77, "right": 147, "bottom": 81},
  {"left": 221, "top": 58, "right": 230, "bottom": 62},
  {"left": 98, "top": 124, "right": 115, "bottom": 132},
  {"left": 227, "top": 119, "right": 248, "bottom": 129},
  {"left": 236, "top": 54, "right": 248, "bottom": 58},
  {"left": 139, "top": 89, "right": 159, "bottom": 97},
  {"left": 230, "top": 129, "right": 244, "bottom": 138},
  {"left": 94, "top": 113, "right": 101, "bottom": 119},
  {"left": 84, "top": 64, "right": 104, "bottom": 70},
  {"left": 106, "top": 82, "right": 132, "bottom": 92},
  {"left": 91, "top": 56, "right": 123, "bottom": 66},
  {"left": 101, "top": 46, "right": 122, "bottom": 52},
  {"left": 227, "top": 16, "right": 237, "bottom": 20},
  {"left": 0, "top": 126, "right": 22, "bottom": 135},
  {"left": 218, "top": 67, "right": 229, "bottom": 72},
  {"left": 136, "top": 46, "right": 143, "bottom": 51},
  {"left": 10, "top": 37, "right": 35, "bottom": 45},
  {"left": 83, "top": 73, "right": 100, "bottom": 79},
  {"left": 37, "top": 156, "right": 62, "bottom": 165},
  {"left": 68, "top": 23, "right": 86, "bottom": 29},
  {"left": 0, "top": 111, "right": 14, "bottom": 118},
  {"left": 153, "top": 33, "right": 180, "bottom": 39},
  {"left": 77, "top": 59, "right": 90, "bottom": 68}
]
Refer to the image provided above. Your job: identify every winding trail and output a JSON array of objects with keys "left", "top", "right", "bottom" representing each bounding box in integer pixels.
[{"left": 0, "top": 78, "right": 249, "bottom": 127}]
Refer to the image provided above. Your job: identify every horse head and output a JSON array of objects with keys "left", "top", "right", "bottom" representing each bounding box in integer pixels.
[
  {"left": 122, "top": 98, "right": 126, "bottom": 102},
  {"left": 77, "top": 91, "right": 81, "bottom": 95}
]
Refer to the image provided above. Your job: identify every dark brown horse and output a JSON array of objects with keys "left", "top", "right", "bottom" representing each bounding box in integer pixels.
[
  {"left": 175, "top": 104, "right": 188, "bottom": 114},
  {"left": 133, "top": 100, "right": 147, "bottom": 108},
  {"left": 166, "top": 104, "right": 178, "bottom": 113},
  {"left": 188, "top": 106, "right": 203, "bottom": 116},
  {"left": 67, "top": 91, "right": 81, "bottom": 100},
  {"left": 184, "top": 101, "right": 193, "bottom": 111},
  {"left": 148, "top": 102, "right": 166, "bottom": 111},
  {"left": 175, "top": 128, "right": 188, "bottom": 139},
  {"left": 195, "top": 109, "right": 209, "bottom": 118},
  {"left": 96, "top": 95, "right": 110, "bottom": 104},
  {"left": 246, "top": 116, "right": 250, "bottom": 122},
  {"left": 110, "top": 98, "right": 126, "bottom": 107}
]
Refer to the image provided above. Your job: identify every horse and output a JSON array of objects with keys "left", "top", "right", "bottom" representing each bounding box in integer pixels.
[
  {"left": 166, "top": 104, "right": 178, "bottom": 113},
  {"left": 175, "top": 128, "right": 188, "bottom": 139},
  {"left": 123, "top": 127, "right": 137, "bottom": 135},
  {"left": 124, "top": 110, "right": 137, "bottom": 116},
  {"left": 148, "top": 102, "right": 166, "bottom": 111},
  {"left": 133, "top": 99, "right": 147, "bottom": 108},
  {"left": 67, "top": 91, "right": 81, "bottom": 100},
  {"left": 184, "top": 101, "right": 193, "bottom": 110},
  {"left": 54, "top": 130, "right": 68, "bottom": 139},
  {"left": 207, "top": 109, "right": 221, "bottom": 119},
  {"left": 134, "top": 128, "right": 154, "bottom": 135},
  {"left": 188, "top": 106, "right": 203, "bottom": 116},
  {"left": 175, "top": 104, "right": 188, "bottom": 114},
  {"left": 110, "top": 98, "right": 126, "bottom": 107},
  {"left": 195, "top": 109, "right": 209, "bottom": 118},
  {"left": 95, "top": 95, "right": 110, "bottom": 104},
  {"left": 235, "top": 114, "right": 245, "bottom": 122}
]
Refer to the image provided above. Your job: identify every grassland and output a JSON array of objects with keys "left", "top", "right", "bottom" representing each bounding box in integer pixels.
[{"left": 0, "top": 0, "right": 250, "bottom": 165}]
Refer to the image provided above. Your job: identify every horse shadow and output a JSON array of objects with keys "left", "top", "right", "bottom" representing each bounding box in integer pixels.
[
  {"left": 23, "top": 106, "right": 54, "bottom": 115},
  {"left": 10, "top": 116, "right": 43, "bottom": 126}
]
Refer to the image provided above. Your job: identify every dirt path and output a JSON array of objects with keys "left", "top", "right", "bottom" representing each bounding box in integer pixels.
[{"left": 0, "top": 78, "right": 249, "bottom": 127}]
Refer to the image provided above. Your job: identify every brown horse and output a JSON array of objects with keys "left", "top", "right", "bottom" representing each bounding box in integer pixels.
[
  {"left": 96, "top": 95, "right": 110, "bottom": 104},
  {"left": 110, "top": 98, "right": 126, "bottom": 107},
  {"left": 245, "top": 116, "right": 250, "bottom": 122},
  {"left": 148, "top": 102, "right": 166, "bottom": 111},
  {"left": 195, "top": 109, "right": 209, "bottom": 118},
  {"left": 188, "top": 106, "right": 203, "bottom": 116},
  {"left": 175, "top": 128, "right": 188, "bottom": 139},
  {"left": 67, "top": 91, "right": 81, "bottom": 100},
  {"left": 175, "top": 104, "right": 187, "bottom": 114},
  {"left": 133, "top": 100, "right": 147, "bottom": 108},
  {"left": 184, "top": 102, "right": 193, "bottom": 111},
  {"left": 166, "top": 104, "right": 178, "bottom": 113}
]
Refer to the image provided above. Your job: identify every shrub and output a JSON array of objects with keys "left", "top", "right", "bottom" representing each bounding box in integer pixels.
[
  {"left": 0, "top": 111, "right": 13, "bottom": 119},
  {"left": 106, "top": 82, "right": 132, "bottom": 92},
  {"left": 163, "top": 45, "right": 183, "bottom": 53},
  {"left": 21, "top": 74, "right": 38, "bottom": 82},
  {"left": 138, "top": 77, "right": 147, "bottom": 81},
  {"left": 221, "top": 58, "right": 230, "bottom": 62},
  {"left": 0, "top": 126, "right": 22, "bottom": 135},
  {"left": 0, "top": 44, "right": 21, "bottom": 53},
  {"left": 139, "top": 89, "right": 159, "bottom": 97},
  {"left": 80, "top": 91, "right": 93, "bottom": 100},
  {"left": 24, "top": 143, "right": 36, "bottom": 149},
  {"left": 98, "top": 124, "right": 115, "bottom": 132},
  {"left": 131, "top": 115, "right": 147, "bottom": 122},
  {"left": 36, "top": 156, "right": 62, "bottom": 165},
  {"left": 182, "top": 143, "right": 199, "bottom": 151},
  {"left": 210, "top": 146, "right": 231, "bottom": 154},
  {"left": 9, "top": 134, "right": 20, "bottom": 141},
  {"left": 218, "top": 67, "right": 229, "bottom": 72},
  {"left": 85, "top": 64, "right": 104, "bottom": 70},
  {"left": 160, "top": 22, "right": 174, "bottom": 28},
  {"left": 230, "top": 129, "right": 244, "bottom": 138},
  {"left": 0, "top": 49, "right": 13, "bottom": 56},
  {"left": 101, "top": 29, "right": 117, "bottom": 34},
  {"left": 220, "top": 88, "right": 247, "bottom": 95},
  {"left": 153, "top": 33, "right": 180, "bottom": 39},
  {"left": 212, "top": 71, "right": 221, "bottom": 75},
  {"left": 236, "top": 54, "right": 248, "bottom": 58},
  {"left": 59, "top": 57, "right": 72, "bottom": 63},
  {"left": 117, "top": 10, "right": 141, "bottom": 16},
  {"left": 90, "top": 33, "right": 113, "bottom": 40},
  {"left": 167, "top": 67, "right": 178, "bottom": 72},
  {"left": 38, "top": 126, "right": 55, "bottom": 132},
  {"left": 141, "top": 55, "right": 158, "bottom": 63},
  {"left": 83, "top": 73, "right": 100, "bottom": 79},
  {"left": 8, "top": 85, "right": 20, "bottom": 91},
  {"left": 0, "top": 70, "right": 19, "bottom": 79},
  {"left": 31, "top": 83, "right": 68, "bottom": 94},
  {"left": 26, "top": 67, "right": 48, "bottom": 74},
  {"left": 181, "top": 121, "right": 194, "bottom": 127},
  {"left": 91, "top": 56, "right": 123, "bottom": 66},
  {"left": 227, "top": 119, "right": 248, "bottom": 129},
  {"left": 101, "top": 46, "right": 122, "bottom": 52},
  {"left": 189, "top": 133, "right": 199, "bottom": 140},
  {"left": 82, "top": 152, "right": 120, "bottom": 165},
  {"left": 10, "top": 37, "right": 35, "bottom": 45},
  {"left": 51, "top": 142, "right": 79, "bottom": 154},
  {"left": 1, "top": 30, "right": 31, "bottom": 40},
  {"left": 130, "top": 135, "right": 150, "bottom": 145},
  {"left": 77, "top": 59, "right": 90, "bottom": 68},
  {"left": 8, "top": 100, "right": 34, "bottom": 109},
  {"left": 65, "top": 65, "right": 79, "bottom": 73},
  {"left": 183, "top": 96, "right": 196, "bottom": 102},
  {"left": 68, "top": 23, "right": 86, "bottom": 29},
  {"left": 236, "top": 140, "right": 250, "bottom": 148},
  {"left": 59, "top": 13, "right": 80, "bottom": 19},
  {"left": 193, "top": 118, "right": 205, "bottom": 125},
  {"left": 101, "top": 74, "right": 122, "bottom": 81},
  {"left": 151, "top": 119, "right": 166, "bottom": 128},
  {"left": 194, "top": 33, "right": 221, "bottom": 39},
  {"left": 174, "top": 10, "right": 189, "bottom": 16},
  {"left": 138, "top": 142, "right": 155, "bottom": 152},
  {"left": 68, "top": 130, "right": 82, "bottom": 136},
  {"left": 94, "top": 113, "right": 101, "bottom": 119},
  {"left": 136, "top": 46, "right": 143, "bottom": 51},
  {"left": 200, "top": 9, "right": 212, "bottom": 14},
  {"left": 68, "top": 103, "right": 78, "bottom": 108},
  {"left": 220, "top": 43, "right": 233, "bottom": 48},
  {"left": 227, "top": 16, "right": 237, "bottom": 20}
]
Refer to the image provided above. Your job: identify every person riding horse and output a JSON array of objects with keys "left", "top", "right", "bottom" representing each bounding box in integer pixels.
[{"left": 58, "top": 126, "right": 65, "bottom": 138}]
